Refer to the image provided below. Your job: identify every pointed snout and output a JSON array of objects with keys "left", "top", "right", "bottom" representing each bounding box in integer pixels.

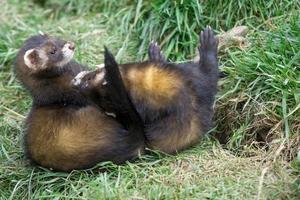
[{"left": 67, "top": 42, "right": 75, "bottom": 50}]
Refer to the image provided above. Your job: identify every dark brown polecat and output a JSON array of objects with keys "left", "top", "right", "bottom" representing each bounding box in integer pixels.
[
  {"left": 73, "top": 27, "right": 219, "bottom": 154},
  {"left": 14, "top": 34, "right": 145, "bottom": 172}
]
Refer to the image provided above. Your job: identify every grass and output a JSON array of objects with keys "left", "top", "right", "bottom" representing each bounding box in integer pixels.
[
  {"left": 0, "top": 0, "right": 299, "bottom": 199},
  {"left": 216, "top": 13, "right": 300, "bottom": 149}
]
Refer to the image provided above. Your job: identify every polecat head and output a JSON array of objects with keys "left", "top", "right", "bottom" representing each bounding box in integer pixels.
[{"left": 22, "top": 34, "right": 75, "bottom": 71}]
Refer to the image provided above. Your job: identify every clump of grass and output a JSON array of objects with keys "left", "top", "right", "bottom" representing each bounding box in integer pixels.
[
  {"left": 215, "top": 13, "right": 300, "bottom": 157},
  {"left": 118, "top": 0, "right": 300, "bottom": 60},
  {"left": 0, "top": 139, "right": 297, "bottom": 199},
  {"left": 32, "top": 0, "right": 127, "bottom": 16},
  {"left": 33, "top": 0, "right": 299, "bottom": 60}
]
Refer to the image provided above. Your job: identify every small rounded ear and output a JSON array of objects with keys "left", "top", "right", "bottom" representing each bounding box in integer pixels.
[
  {"left": 38, "top": 30, "right": 49, "bottom": 38},
  {"left": 43, "top": 33, "right": 50, "bottom": 38},
  {"left": 24, "top": 49, "right": 40, "bottom": 70}
]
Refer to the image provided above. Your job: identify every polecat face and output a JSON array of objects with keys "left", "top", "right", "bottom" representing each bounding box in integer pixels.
[{"left": 23, "top": 35, "right": 75, "bottom": 71}]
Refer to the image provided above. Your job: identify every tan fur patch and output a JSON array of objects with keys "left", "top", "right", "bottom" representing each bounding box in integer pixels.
[
  {"left": 26, "top": 106, "right": 121, "bottom": 171},
  {"left": 149, "top": 116, "right": 201, "bottom": 154},
  {"left": 55, "top": 106, "right": 113, "bottom": 154},
  {"left": 124, "top": 64, "right": 183, "bottom": 109}
]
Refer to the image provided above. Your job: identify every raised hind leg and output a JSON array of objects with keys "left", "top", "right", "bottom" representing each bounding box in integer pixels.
[
  {"left": 148, "top": 41, "right": 168, "bottom": 63},
  {"left": 199, "top": 27, "right": 219, "bottom": 76}
]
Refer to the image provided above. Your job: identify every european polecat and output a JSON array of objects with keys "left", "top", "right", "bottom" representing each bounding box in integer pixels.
[
  {"left": 14, "top": 34, "right": 145, "bottom": 171},
  {"left": 73, "top": 27, "right": 219, "bottom": 154}
]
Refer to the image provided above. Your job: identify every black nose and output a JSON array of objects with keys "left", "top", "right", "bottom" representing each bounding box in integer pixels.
[{"left": 68, "top": 42, "right": 75, "bottom": 50}]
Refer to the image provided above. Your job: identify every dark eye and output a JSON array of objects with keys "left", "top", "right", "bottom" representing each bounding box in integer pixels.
[{"left": 50, "top": 48, "right": 56, "bottom": 54}]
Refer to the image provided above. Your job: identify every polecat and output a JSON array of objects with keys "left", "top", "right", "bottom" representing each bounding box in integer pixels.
[
  {"left": 14, "top": 34, "right": 145, "bottom": 171},
  {"left": 73, "top": 27, "right": 219, "bottom": 154}
]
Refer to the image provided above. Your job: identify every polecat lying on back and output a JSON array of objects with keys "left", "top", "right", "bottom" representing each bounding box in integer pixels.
[
  {"left": 14, "top": 34, "right": 145, "bottom": 171},
  {"left": 73, "top": 27, "right": 219, "bottom": 154}
]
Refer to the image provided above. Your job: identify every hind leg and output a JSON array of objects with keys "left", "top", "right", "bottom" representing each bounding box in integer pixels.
[
  {"left": 148, "top": 41, "right": 168, "bottom": 63},
  {"left": 199, "top": 27, "right": 218, "bottom": 75}
]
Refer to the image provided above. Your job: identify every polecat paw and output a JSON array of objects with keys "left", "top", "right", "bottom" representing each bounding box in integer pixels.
[
  {"left": 199, "top": 26, "right": 218, "bottom": 56},
  {"left": 148, "top": 41, "right": 167, "bottom": 62}
]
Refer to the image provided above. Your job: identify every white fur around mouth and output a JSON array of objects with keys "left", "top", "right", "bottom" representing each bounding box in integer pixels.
[
  {"left": 56, "top": 43, "right": 75, "bottom": 67},
  {"left": 72, "top": 71, "right": 90, "bottom": 86},
  {"left": 95, "top": 64, "right": 106, "bottom": 85},
  {"left": 95, "top": 63, "right": 105, "bottom": 69},
  {"left": 94, "top": 69, "right": 106, "bottom": 85}
]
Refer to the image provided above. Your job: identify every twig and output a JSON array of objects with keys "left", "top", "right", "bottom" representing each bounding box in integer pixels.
[
  {"left": 1, "top": 106, "right": 25, "bottom": 119},
  {"left": 256, "top": 139, "right": 286, "bottom": 200}
]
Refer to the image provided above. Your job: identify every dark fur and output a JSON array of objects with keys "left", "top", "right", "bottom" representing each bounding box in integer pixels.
[
  {"left": 15, "top": 35, "right": 145, "bottom": 171},
  {"left": 75, "top": 27, "right": 219, "bottom": 154}
]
